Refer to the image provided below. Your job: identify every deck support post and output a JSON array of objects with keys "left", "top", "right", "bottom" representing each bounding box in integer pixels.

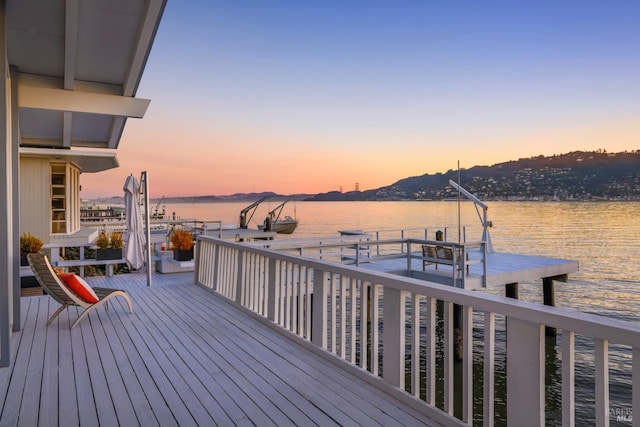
[
  {"left": 543, "top": 277, "right": 556, "bottom": 336},
  {"left": 505, "top": 282, "right": 519, "bottom": 299},
  {"left": 0, "top": 6, "right": 15, "bottom": 367}
]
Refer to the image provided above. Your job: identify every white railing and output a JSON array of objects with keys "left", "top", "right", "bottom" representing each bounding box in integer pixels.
[
  {"left": 195, "top": 235, "right": 640, "bottom": 426},
  {"left": 340, "top": 225, "right": 469, "bottom": 256},
  {"left": 258, "top": 236, "right": 487, "bottom": 289}
]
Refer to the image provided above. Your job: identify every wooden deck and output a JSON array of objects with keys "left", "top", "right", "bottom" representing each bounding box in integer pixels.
[{"left": 1, "top": 272, "right": 448, "bottom": 426}]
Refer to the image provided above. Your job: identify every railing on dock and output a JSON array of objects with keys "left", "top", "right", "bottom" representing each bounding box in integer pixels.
[
  {"left": 257, "top": 235, "right": 487, "bottom": 288},
  {"left": 340, "top": 225, "right": 468, "bottom": 256},
  {"left": 195, "top": 235, "right": 640, "bottom": 426}
]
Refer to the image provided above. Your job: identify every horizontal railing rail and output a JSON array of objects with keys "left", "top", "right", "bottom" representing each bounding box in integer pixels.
[
  {"left": 195, "top": 235, "right": 640, "bottom": 426},
  {"left": 258, "top": 236, "right": 487, "bottom": 288},
  {"left": 340, "top": 226, "right": 469, "bottom": 256}
]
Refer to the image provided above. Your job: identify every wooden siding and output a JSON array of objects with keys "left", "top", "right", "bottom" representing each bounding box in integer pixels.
[
  {"left": 19, "top": 157, "right": 49, "bottom": 242},
  {"left": 19, "top": 158, "right": 81, "bottom": 241},
  {"left": 0, "top": 272, "right": 447, "bottom": 426}
]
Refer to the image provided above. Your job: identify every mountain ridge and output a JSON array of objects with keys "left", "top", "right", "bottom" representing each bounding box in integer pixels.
[
  {"left": 306, "top": 150, "right": 640, "bottom": 201},
  {"left": 88, "top": 150, "right": 640, "bottom": 204}
]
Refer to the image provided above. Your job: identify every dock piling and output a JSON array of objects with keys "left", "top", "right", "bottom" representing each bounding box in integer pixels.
[
  {"left": 543, "top": 277, "right": 556, "bottom": 336},
  {"left": 505, "top": 283, "right": 519, "bottom": 299}
]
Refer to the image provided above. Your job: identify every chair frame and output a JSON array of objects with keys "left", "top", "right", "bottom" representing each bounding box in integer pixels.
[{"left": 27, "top": 253, "right": 133, "bottom": 328}]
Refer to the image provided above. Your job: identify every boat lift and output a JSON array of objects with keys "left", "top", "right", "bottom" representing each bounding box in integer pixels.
[
  {"left": 263, "top": 200, "right": 288, "bottom": 230},
  {"left": 258, "top": 199, "right": 299, "bottom": 234},
  {"left": 239, "top": 197, "right": 266, "bottom": 229},
  {"left": 449, "top": 179, "right": 494, "bottom": 252}
]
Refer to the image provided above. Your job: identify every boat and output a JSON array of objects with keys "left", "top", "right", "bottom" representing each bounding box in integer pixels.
[
  {"left": 260, "top": 215, "right": 298, "bottom": 234},
  {"left": 257, "top": 200, "right": 299, "bottom": 234}
]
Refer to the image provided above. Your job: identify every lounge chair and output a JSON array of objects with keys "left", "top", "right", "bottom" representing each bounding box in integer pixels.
[{"left": 27, "top": 253, "right": 133, "bottom": 328}]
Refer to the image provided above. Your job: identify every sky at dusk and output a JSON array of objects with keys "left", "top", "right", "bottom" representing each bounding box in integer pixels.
[{"left": 80, "top": 1, "right": 640, "bottom": 199}]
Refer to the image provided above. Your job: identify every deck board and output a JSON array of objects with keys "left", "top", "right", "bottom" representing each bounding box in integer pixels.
[
  {"left": 140, "top": 293, "right": 312, "bottom": 426},
  {"left": 1, "top": 271, "right": 446, "bottom": 426}
]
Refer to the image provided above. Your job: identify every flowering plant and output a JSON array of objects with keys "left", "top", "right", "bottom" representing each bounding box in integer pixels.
[
  {"left": 20, "top": 232, "right": 44, "bottom": 255},
  {"left": 170, "top": 229, "right": 194, "bottom": 250}
]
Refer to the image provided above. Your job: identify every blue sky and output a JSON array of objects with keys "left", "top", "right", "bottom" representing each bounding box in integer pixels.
[{"left": 82, "top": 1, "right": 640, "bottom": 197}]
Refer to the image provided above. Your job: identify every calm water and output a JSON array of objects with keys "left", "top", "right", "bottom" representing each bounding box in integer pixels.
[{"left": 163, "top": 200, "right": 640, "bottom": 425}]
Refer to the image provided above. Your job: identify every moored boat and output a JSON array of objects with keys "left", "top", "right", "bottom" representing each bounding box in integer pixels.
[
  {"left": 259, "top": 215, "right": 298, "bottom": 234},
  {"left": 257, "top": 200, "right": 299, "bottom": 234}
]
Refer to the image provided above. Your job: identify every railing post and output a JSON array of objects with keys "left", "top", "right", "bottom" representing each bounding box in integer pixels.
[
  {"left": 426, "top": 297, "right": 436, "bottom": 405},
  {"left": 193, "top": 238, "right": 200, "bottom": 285},
  {"left": 633, "top": 348, "right": 640, "bottom": 427},
  {"left": 212, "top": 243, "right": 219, "bottom": 291},
  {"left": 383, "top": 287, "right": 405, "bottom": 389},
  {"left": 312, "top": 269, "right": 329, "bottom": 349},
  {"left": 266, "top": 258, "right": 277, "bottom": 322},
  {"left": 562, "top": 331, "right": 575, "bottom": 427},
  {"left": 484, "top": 311, "right": 495, "bottom": 427},
  {"left": 506, "top": 317, "right": 544, "bottom": 426},
  {"left": 235, "top": 249, "right": 244, "bottom": 305},
  {"left": 444, "top": 301, "right": 454, "bottom": 414},
  {"left": 462, "top": 305, "right": 473, "bottom": 423},
  {"left": 595, "top": 338, "right": 609, "bottom": 427}
]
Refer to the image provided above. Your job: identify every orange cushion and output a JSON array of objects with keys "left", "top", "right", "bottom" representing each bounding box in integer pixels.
[{"left": 58, "top": 273, "right": 99, "bottom": 303}]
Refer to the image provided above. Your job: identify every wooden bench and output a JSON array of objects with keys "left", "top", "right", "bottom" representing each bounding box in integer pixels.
[{"left": 422, "top": 244, "right": 468, "bottom": 273}]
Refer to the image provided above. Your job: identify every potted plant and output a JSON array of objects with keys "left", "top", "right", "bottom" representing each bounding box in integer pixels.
[
  {"left": 20, "top": 232, "right": 44, "bottom": 266},
  {"left": 95, "top": 231, "right": 123, "bottom": 260},
  {"left": 170, "top": 229, "right": 194, "bottom": 261},
  {"left": 19, "top": 232, "right": 44, "bottom": 295}
]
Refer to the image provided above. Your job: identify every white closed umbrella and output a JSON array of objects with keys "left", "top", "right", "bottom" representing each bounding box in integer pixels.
[{"left": 123, "top": 174, "right": 146, "bottom": 270}]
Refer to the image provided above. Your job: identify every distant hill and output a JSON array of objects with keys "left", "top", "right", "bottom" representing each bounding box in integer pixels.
[
  {"left": 306, "top": 150, "right": 640, "bottom": 201},
  {"left": 88, "top": 192, "right": 312, "bottom": 206},
  {"left": 87, "top": 150, "right": 640, "bottom": 204}
]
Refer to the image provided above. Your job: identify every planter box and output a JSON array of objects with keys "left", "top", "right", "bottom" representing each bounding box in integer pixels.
[
  {"left": 173, "top": 249, "right": 193, "bottom": 262},
  {"left": 96, "top": 248, "right": 123, "bottom": 261}
]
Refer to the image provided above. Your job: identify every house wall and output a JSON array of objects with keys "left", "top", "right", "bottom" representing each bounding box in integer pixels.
[
  {"left": 19, "top": 157, "right": 49, "bottom": 243},
  {"left": 19, "top": 158, "right": 81, "bottom": 244}
]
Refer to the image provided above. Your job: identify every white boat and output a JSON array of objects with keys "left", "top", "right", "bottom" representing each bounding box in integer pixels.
[
  {"left": 259, "top": 215, "right": 298, "bottom": 234},
  {"left": 257, "top": 200, "right": 299, "bottom": 234}
]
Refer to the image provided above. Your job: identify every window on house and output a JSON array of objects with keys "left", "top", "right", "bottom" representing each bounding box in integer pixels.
[{"left": 51, "top": 164, "right": 67, "bottom": 234}]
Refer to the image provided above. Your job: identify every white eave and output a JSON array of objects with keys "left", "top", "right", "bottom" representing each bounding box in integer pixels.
[
  {"left": 7, "top": 0, "right": 167, "bottom": 151},
  {"left": 19, "top": 147, "right": 119, "bottom": 173}
]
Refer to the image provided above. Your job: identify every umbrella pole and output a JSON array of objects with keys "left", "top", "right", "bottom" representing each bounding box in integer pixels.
[{"left": 141, "top": 171, "right": 152, "bottom": 287}]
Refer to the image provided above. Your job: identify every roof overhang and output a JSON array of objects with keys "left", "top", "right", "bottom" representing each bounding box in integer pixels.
[
  {"left": 7, "top": 0, "right": 166, "bottom": 151},
  {"left": 19, "top": 147, "right": 119, "bottom": 173}
]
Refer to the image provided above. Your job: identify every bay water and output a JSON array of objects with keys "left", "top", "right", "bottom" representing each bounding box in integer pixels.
[{"left": 163, "top": 200, "right": 640, "bottom": 425}]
